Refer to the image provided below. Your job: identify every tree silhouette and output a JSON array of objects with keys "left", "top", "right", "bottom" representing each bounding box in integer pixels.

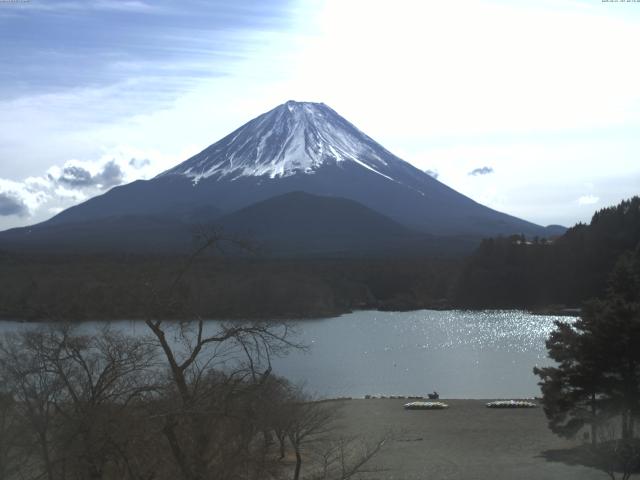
[{"left": 535, "top": 247, "right": 640, "bottom": 447}]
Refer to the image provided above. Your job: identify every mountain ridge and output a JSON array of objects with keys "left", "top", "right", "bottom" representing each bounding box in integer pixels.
[
  {"left": 0, "top": 191, "right": 479, "bottom": 256},
  {"left": 0, "top": 101, "right": 564, "bottom": 254}
]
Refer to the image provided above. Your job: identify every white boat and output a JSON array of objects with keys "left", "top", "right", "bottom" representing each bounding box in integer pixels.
[
  {"left": 486, "top": 400, "right": 537, "bottom": 409},
  {"left": 403, "top": 401, "right": 448, "bottom": 410}
]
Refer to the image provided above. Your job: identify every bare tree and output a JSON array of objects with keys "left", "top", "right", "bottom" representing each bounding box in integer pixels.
[
  {"left": 143, "top": 316, "right": 300, "bottom": 480},
  {"left": 282, "top": 395, "right": 389, "bottom": 480},
  {"left": 138, "top": 231, "right": 302, "bottom": 480},
  {"left": 310, "top": 434, "right": 388, "bottom": 480},
  {"left": 0, "top": 325, "right": 159, "bottom": 480},
  {"left": 0, "top": 390, "right": 24, "bottom": 480},
  {"left": 0, "top": 329, "right": 65, "bottom": 480},
  {"left": 43, "top": 325, "right": 158, "bottom": 480},
  {"left": 592, "top": 420, "right": 640, "bottom": 480},
  {"left": 254, "top": 375, "right": 294, "bottom": 460},
  {"left": 285, "top": 395, "right": 339, "bottom": 480}
]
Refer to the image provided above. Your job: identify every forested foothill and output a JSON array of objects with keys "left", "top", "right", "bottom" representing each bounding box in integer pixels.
[
  {"left": 0, "top": 197, "right": 638, "bottom": 321},
  {"left": 0, "top": 254, "right": 460, "bottom": 321},
  {"left": 454, "top": 196, "right": 640, "bottom": 310}
]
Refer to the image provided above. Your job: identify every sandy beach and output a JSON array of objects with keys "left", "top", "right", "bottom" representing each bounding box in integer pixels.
[{"left": 332, "top": 399, "right": 621, "bottom": 480}]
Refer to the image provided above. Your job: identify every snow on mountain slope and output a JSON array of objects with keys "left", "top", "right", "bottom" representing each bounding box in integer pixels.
[
  {"left": 159, "top": 101, "right": 401, "bottom": 183},
  {"left": 7, "top": 100, "right": 558, "bottom": 242}
]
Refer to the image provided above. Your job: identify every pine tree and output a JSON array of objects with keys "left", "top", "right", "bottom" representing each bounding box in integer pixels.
[
  {"left": 534, "top": 319, "right": 606, "bottom": 444},
  {"left": 534, "top": 247, "right": 640, "bottom": 444}
]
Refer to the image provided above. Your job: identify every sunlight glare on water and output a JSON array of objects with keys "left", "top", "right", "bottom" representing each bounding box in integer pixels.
[
  {"left": 271, "top": 310, "right": 576, "bottom": 399},
  {"left": 0, "top": 310, "right": 576, "bottom": 399},
  {"left": 396, "top": 310, "right": 565, "bottom": 353}
]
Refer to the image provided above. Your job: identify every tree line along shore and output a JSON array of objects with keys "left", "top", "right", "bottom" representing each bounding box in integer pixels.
[{"left": 0, "top": 196, "right": 638, "bottom": 321}]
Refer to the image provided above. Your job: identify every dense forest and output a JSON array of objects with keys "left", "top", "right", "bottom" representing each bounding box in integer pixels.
[
  {"left": 0, "top": 197, "right": 638, "bottom": 321},
  {"left": 454, "top": 196, "right": 640, "bottom": 309},
  {"left": 0, "top": 253, "right": 460, "bottom": 321}
]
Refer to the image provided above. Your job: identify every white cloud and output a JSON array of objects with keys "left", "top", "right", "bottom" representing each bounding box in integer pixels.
[
  {"left": 0, "top": 148, "right": 182, "bottom": 230},
  {"left": 0, "top": 177, "right": 49, "bottom": 215},
  {"left": 578, "top": 195, "right": 599, "bottom": 205},
  {"left": 48, "top": 207, "right": 65, "bottom": 215},
  {"left": 404, "top": 137, "right": 639, "bottom": 227}
]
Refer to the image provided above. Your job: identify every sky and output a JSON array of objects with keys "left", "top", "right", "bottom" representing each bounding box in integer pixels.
[{"left": 0, "top": 0, "right": 639, "bottom": 231}]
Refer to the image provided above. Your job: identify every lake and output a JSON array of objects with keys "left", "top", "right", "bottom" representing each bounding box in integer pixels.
[{"left": 0, "top": 310, "right": 574, "bottom": 399}]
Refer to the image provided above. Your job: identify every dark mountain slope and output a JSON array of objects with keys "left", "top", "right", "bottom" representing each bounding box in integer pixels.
[
  {"left": 0, "top": 215, "right": 194, "bottom": 254},
  {"left": 216, "top": 191, "right": 474, "bottom": 256},
  {"left": 0, "top": 192, "right": 475, "bottom": 256}
]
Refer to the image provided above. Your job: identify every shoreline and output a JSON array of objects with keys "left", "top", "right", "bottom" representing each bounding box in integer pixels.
[
  {"left": 321, "top": 394, "right": 542, "bottom": 401},
  {"left": 0, "top": 306, "right": 582, "bottom": 323}
]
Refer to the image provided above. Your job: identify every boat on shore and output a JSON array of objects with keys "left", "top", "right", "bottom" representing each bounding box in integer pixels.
[{"left": 404, "top": 401, "right": 449, "bottom": 410}]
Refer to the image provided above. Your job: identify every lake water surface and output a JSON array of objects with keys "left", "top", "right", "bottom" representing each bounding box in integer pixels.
[{"left": 0, "top": 310, "right": 574, "bottom": 399}]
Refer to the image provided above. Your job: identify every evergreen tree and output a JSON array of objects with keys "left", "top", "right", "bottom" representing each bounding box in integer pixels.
[
  {"left": 534, "top": 247, "right": 640, "bottom": 444},
  {"left": 534, "top": 319, "right": 606, "bottom": 444},
  {"left": 457, "top": 196, "right": 640, "bottom": 308}
]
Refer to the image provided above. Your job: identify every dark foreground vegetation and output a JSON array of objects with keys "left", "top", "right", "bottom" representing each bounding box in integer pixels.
[
  {"left": 0, "top": 321, "right": 386, "bottom": 480},
  {"left": 534, "top": 245, "right": 640, "bottom": 479}
]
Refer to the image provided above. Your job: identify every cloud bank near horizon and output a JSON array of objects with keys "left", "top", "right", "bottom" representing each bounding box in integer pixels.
[{"left": 0, "top": 153, "right": 160, "bottom": 224}]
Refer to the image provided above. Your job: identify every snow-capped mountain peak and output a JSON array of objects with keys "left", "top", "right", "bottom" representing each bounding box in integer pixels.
[
  {"left": 7, "top": 101, "right": 553, "bottom": 243},
  {"left": 159, "top": 101, "right": 400, "bottom": 183}
]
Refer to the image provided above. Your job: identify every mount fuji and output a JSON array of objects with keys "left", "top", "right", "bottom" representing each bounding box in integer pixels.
[{"left": 0, "top": 101, "right": 562, "bottom": 255}]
